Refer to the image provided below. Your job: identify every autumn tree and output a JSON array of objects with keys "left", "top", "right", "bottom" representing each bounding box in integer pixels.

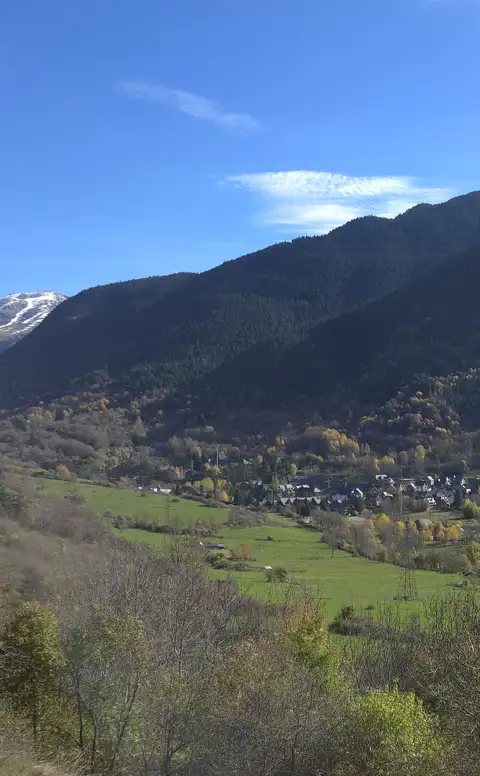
[
  {"left": 415, "top": 444, "right": 426, "bottom": 465},
  {"left": 351, "top": 520, "right": 382, "bottom": 560},
  {"left": 421, "top": 525, "right": 433, "bottom": 543},
  {"left": 322, "top": 514, "right": 349, "bottom": 557},
  {"left": 375, "top": 513, "right": 393, "bottom": 542},
  {"left": 444, "top": 523, "right": 462, "bottom": 544},
  {"left": 55, "top": 464, "right": 71, "bottom": 479},
  {"left": 0, "top": 601, "right": 65, "bottom": 740}
]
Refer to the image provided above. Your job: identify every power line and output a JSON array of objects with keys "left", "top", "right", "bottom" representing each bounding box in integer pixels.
[{"left": 397, "top": 469, "right": 418, "bottom": 601}]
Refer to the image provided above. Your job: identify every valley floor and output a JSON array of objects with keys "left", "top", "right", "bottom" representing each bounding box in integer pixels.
[{"left": 41, "top": 478, "right": 463, "bottom": 618}]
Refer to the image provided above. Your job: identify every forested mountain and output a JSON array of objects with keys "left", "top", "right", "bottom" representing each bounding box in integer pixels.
[
  {"left": 189, "top": 243, "right": 480, "bottom": 418},
  {"left": 1, "top": 191, "right": 480, "bottom": 418}
]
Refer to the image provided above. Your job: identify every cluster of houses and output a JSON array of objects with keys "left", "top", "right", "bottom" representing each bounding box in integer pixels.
[
  {"left": 137, "top": 471, "right": 480, "bottom": 518},
  {"left": 256, "top": 473, "right": 480, "bottom": 516}
]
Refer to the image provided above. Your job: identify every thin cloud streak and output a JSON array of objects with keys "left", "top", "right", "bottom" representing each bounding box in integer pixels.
[
  {"left": 224, "top": 171, "right": 455, "bottom": 234},
  {"left": 119, "top": 81, "right": 261, "bottom": 131}
]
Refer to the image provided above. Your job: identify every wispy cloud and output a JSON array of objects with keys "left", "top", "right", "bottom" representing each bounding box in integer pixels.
[
  {"left": 224, "top": 171, "right": 455, "bottom": 234},
  {"left": 119, "top": 81, "right": 261, "bottom": 132}
]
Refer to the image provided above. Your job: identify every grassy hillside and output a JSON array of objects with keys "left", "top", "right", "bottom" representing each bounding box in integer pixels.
[{"left": 40, "top": 478, "right": 228, "bottom": 526}]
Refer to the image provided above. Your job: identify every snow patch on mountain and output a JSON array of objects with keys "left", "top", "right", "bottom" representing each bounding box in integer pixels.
[{"left": 0, "top": 291, "right": 66, "bottom": 350}]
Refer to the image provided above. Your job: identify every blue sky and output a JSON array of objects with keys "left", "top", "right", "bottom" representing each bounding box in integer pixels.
[{"left": 1, "top": 0, "right": 480, "bottom": 296}]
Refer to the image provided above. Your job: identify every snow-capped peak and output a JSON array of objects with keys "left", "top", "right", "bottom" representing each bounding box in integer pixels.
[{"left": 0, "top": 291, "right": 66, "bottom": 351}]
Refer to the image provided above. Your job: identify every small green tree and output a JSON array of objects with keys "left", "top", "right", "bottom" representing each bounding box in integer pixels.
[
  {"left": 463, "top": 499, "right": 480, "bottom": 520},
  {"left": 465, "top": 541, "right": 480, "bottom": 569},
  {"left": 343, "top": 686, "right": 442, "bottom": 776},
  {"left": 0, "top": 601, "right": 65, "bottom": 739},
  {"left": 286, "top": 609, "right": 343, "bottom": 693},
  {"left": 273, "top": 565, "right": 288, "bottom": 582}
]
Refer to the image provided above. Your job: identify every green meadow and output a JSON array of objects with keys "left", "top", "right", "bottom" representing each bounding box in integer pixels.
[
  {"left": 117, "top": 522, "right": 461, "bottom": 618},
  {"left": 40, "top": 478, "right": 463, "bottom": 618},
  {"left": 39, "top": 478, "right": 228, "bottom": 525}
]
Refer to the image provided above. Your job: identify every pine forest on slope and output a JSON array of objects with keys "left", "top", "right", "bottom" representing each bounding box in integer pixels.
[{"left": 1, "top": 191, "right": 480, "bottom": 439}]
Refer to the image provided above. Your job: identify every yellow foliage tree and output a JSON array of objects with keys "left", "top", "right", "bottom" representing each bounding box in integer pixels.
[
  {"left": 200, "top": 477, "right": 215, "bottom": 492},
  {"left": 381, "top": 455, "right": 395, "bottom": 467},
  {"left": 445, "top": 524, "right": 462, "bottom": 543},
  {"left": 421, "top": 527, "right": 433, "bottom": 543},
  {"left": 375, "top": 513, "right": 392, "bottom": 539},
  {"left": 322, "top": 428, "right": 360, "bottom": 458},
  {"left": 415, "top": 444, "right": 426, "bottom": 463}
]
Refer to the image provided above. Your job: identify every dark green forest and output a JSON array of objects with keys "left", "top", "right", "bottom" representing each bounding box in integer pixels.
[
  {"left": 1, "top": 191, "right": 480, "bottom": 415},
  {"left": 2, "top": 192, "right": 480, "bottom": 473}
]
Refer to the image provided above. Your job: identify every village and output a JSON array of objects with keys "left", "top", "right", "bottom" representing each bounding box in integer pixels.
[
  {"left": 262, "top": 472, "right": 475, "bottom": 516},
  {"left": 141, "top": 470, "right": 480, "bottom": 520}
]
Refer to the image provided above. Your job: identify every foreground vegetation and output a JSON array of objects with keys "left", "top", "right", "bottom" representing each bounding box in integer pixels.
[{"left": 2, "top": 468, "right": 480, "bottom": 775}]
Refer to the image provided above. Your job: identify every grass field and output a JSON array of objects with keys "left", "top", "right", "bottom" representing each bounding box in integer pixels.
[
  {"left": 116, "top": 521, "right": 462, "bottom": 618},
  {"left": 39, "top": 478, "right": 464, "bottom": 618},
  {"left": 39, "top": 478, "right": 228, "bottom": 526}
]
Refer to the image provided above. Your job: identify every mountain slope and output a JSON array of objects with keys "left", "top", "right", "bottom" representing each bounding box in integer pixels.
[
  {"left": 1, "top": 191, "right": 480, "bottom": 407},
  {"left": 195, "top": 242, "right": 480, "bottom": 417},
  {"left": 0, "top": 291, "right": 66, "bottom": 352}
]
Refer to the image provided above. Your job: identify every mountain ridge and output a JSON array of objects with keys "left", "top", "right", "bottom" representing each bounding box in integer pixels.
[
  {"left": 0, "top": 291, "right": 66, "bottom": 353},
  {"left": 1, "top": 191, "right": 480, "bottom": 427}
]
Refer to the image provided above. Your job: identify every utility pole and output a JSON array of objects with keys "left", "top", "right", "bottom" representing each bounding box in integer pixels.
[{"left": 397, "top": 472, "right": 418, "bottom": 601}]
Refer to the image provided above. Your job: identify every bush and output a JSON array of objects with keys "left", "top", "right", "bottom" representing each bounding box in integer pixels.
[
  {"left": 463, "top": 499, "right": 480, "bottom": 520},
  {"left": 204, "top": 550, "right": 227, "bottom": 568},
  {"left": 265, "top": 566, "right": 288, "bottom": 583},
  {"left": 339, "top": 604, "right": 356, "bottom": 620},
  {"left": 212, "top": 557, "right": 229, "bottom": 570},
  {"left": 230, "top": 561, "right": 248, "bottom": 572},
  {"left": 442, "top": 550, "right": 472, "bottom": 575}
]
